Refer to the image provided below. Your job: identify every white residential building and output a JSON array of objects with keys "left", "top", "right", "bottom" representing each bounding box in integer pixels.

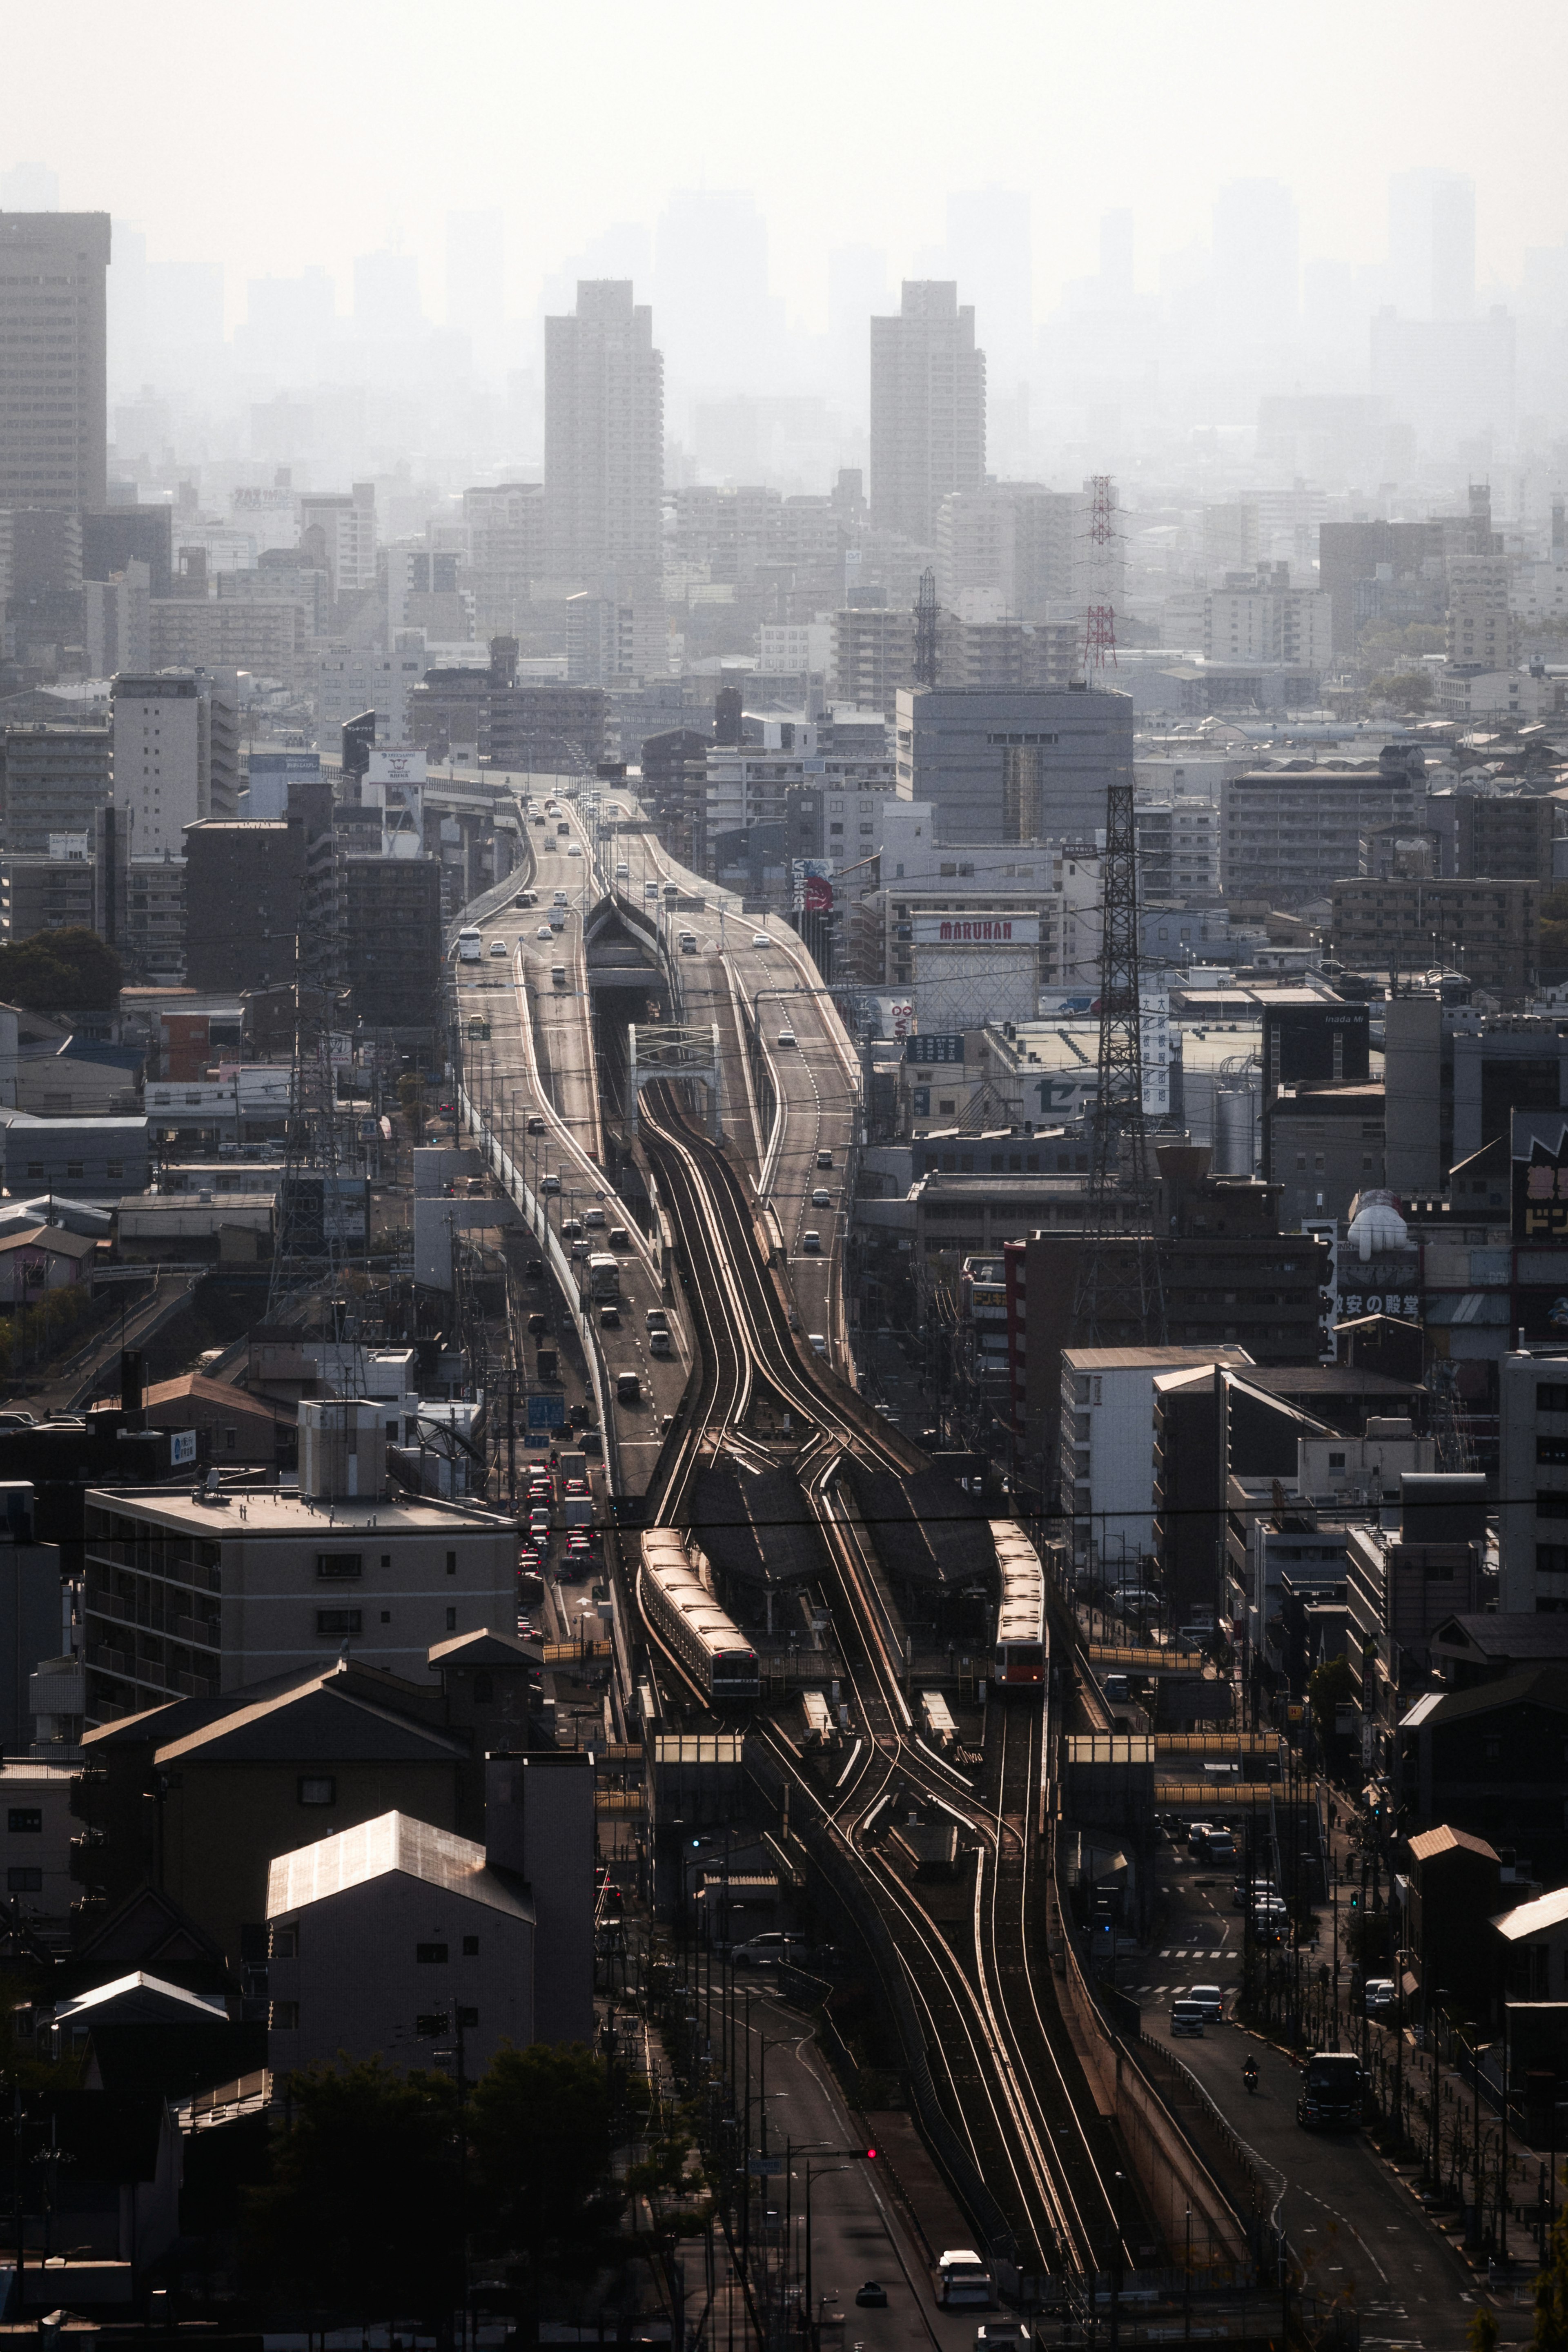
[
  {"left": 110, "top": 673, "right": 203, "bottom": 860},
  {"left": 1060, "top": 1345, "right": 1252, "bottom": 1572},
  {"left": 1204, "top": 570, "right": 1332, "bottom": 670},
  {"left": 298, "top": 486, "right": 378, "bottom": 601},
  {"left": 312, "top": 630, "right": 428, "bottom": 748},
  {"left": 758, "top": 621, "right": 831, "bottom": 675}
]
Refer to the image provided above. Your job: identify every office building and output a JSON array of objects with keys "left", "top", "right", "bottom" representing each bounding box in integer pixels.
[
  {"left": 1317, "top": 519, "right": 1450, "bottom": 654},
  {"left": 0, "top": 723, "right": 110, "bottom": 852},
  {"left": 82, "top": 506, "right": 173, "bottom": 599},
  {"left": 0, "top": 212, "right": 111, "bottom": 511},
  {"left": 895, "top": 684, "right": 1132, "bottom": 845},
  {"left": 84, "top": 561, "right": 151, "bottom": 677},
  {"left": 0, "top": 843, "right": 95, "bottom": 943},
  {"left": 870, "top": 283, "right": 986, "bottom": 546},
  {"left": 1331, "top": 876, "right": 1538, "bottom": 1001},
  {"left": 339, "top": 849, "right": 443, "bottom": 1032},
  {"left": 149, "top": 596, "right": 303, "bottom": 685},
  {"left": 1134, "top": 801, "right": 1222, "bottom": 902},
  {"left": 1428, "top": 790, "right": 1561, "bottom": 883},
  {"left": 544, "top": 281, "right": 664, "bottom": 595},
  {"left": 935, "top": 484, "right": 1081, "bottom": 619},
  {"left": 463, "top": 481, "right": 546, "bottom": 636}
]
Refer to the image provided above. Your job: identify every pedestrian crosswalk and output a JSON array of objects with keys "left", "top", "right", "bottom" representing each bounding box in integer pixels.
[{"left": 1159, "top": 1948, "right": 1227, "bottom": 1958}]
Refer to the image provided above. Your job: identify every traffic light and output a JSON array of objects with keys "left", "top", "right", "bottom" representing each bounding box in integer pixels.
[{"left": 1348, "top": 1887, "right": 1360, "bottom": 1911}]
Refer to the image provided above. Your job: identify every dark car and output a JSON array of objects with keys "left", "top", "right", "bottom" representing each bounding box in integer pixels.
[
  {"left": 526, "top": 1258, "right": 544, "bottom": 1280},
  {"left": 854, "top": 2284, "right": 888, "bottom": 2309},
  {"left": 527, "top": 1312, "right": 548, "bottom": 1336}
]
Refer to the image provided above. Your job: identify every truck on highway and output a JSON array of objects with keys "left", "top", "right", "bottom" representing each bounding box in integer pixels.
[
  {"left": 456, "top": 927, "right": 482, "bottom": 962},
  {"left": 587, "top": 1252, "right": 620, "bottom": 1299},
  {"left": 1296, "top": 2050, "right": 1365, "bottom": 2131}
]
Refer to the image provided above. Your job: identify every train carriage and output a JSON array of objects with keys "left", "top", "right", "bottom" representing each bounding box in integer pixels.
[
  {"left": 640, "top": 1528, "right": 760, "bottom": 1703},
  {"left": 991, "top": 1520, "right": 1047, "bottom": 1692}
]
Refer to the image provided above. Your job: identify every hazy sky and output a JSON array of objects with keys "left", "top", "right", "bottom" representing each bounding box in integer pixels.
[{"left": 9, "top": 0, "right": 1568, "bottom": 327}]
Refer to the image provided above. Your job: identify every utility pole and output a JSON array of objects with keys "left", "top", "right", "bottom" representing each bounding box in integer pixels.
[{"left": 1073, "top": 782, "right": 1166, "bottom": 1347}]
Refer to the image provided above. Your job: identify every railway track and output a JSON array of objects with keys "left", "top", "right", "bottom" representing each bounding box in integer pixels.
[{"left": 627, "top": 1089, "right": 1134, "bottom": 2281}]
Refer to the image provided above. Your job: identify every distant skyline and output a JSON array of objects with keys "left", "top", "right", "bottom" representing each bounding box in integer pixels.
[{"left": 5, "top": 0, "right": 1568, "bottom": 340}]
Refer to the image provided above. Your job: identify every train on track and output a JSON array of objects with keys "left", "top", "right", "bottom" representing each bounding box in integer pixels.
[
  {"left": 639, "top": 1528, "right": 761, "bottom": 1702},
  {"left": 992, "top": 1519, "right": 1047, "bottom": 1692}
]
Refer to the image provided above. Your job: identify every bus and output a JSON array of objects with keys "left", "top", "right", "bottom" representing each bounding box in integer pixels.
[
  {"left": 456, "top": 927, "right": 483, "bottom": 962},
  {"left": 587, "top": 1252, "right": 620, "bottom": 1300}
]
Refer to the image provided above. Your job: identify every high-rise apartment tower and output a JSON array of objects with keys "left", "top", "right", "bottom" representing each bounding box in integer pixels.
[
  {"left": 544, "top": 281, "right": 664, "bottom": 596},
  {"left": 870, "top": 282, "right": 986, "bottom": 548},
  {"left": 0, "top": 212, "right": 111, "bottom": 510}
]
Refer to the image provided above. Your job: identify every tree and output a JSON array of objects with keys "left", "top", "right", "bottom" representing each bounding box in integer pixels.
[
  {"left": 468, "top": 2042, "right": 626, "bottom": 2281},
  {"left": 243, "top": 2058, "right": 460, "bottom": 2325},
  {"left": 1537, "top": 2207, "right": 1568, "bottom": 2351},
  {"left": 1308, "top": 1654, "right": 1356, "bottom": 1743},
  {"left": 397, "top": 1071, "right": 428, "bottom": 1143},
  {"left": 0, "top": 928, "right": 121, "bottom": 1012},
  {"left": 1366, "top": 670, "right": 1434, "bottom": 714},
  {"left": 1467, "top": 2305, "right": 1498, "bottom": 2352}
]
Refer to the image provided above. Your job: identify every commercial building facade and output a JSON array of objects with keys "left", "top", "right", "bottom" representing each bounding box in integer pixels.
[
  {"left": 870, "top": 282, "right": 986, "bottom": 546},
  {"left": 0, "top": 212, "right": 111, "bottom": 511},
  {"left": 895, "top": 684, "right": 1133, "bottom": 845}
]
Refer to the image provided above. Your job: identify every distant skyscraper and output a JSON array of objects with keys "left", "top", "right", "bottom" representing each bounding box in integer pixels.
[
  {"left": 870, "top": 283, "right": 986, "bottom": 548},
  {"left": 545, "top": 281, "right": 664, "bottom": 595},
  {"left": 0, "top": 211, "right": 111, "bottom": 510},
  {"left": 1388, "top": 169, "right": 1475, "bottom": 320}
]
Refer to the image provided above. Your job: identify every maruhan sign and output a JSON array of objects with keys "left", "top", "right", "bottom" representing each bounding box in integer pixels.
[{"left": 910, "top": 914, "right": 1040, "bottom": 946}]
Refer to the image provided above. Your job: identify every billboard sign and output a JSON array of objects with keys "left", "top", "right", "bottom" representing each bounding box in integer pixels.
[
  {"left": 911, "top": 915, "right": 1040, "bottom": 946},
  {"left": 802, "top": 874, "right": 834, "bottom": 914},
  {"left": 527, "top": 1394, "right": 566, "bottom": 1432},
  {"left": 905, "top": 1034, "right": 965, "bottom": 1063},
  {"left": 368, "top": 746, "right": 428, "bottom": 786},
  {"left": 1512, "top": 1112, "right": 1568, "bottom": 1242},
  {"left": 169, "top": 1430, "right": 198, "bottom": 1466}
]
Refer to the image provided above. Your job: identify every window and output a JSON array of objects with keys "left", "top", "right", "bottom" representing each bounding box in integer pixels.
[
  {"left": 1539, "top": 1439, "right": 1568, "bottom": 1466},
  {"left": 1541, "top": 1386, "right": 1568, "bottom": 1414},
  {"left": 6, "top": 1810, "right": 40, "bottom": 1835},
  {"left": 445, "top": 1551, "right": 457, "bottom": 1576},
  {"left": 65, "top": 1163, "right": 83, "bottom": 1181},
  {"left": 316, "top": 1609, "right": 361, "bottom": 1636},
  {"left": 462, "top": 1935, "right": 480, "bottom": 1956},
  {"left": 416, "top": 1942, "right": 449, "bottom": 1964},
  {"left": 456, "top": 2005, "right": 479, "bottom": 2029},
  {"left": 223, "top": 1427, "right": 237, "bottom": 1450},
  {"left": 270, "top": 2000, "right": 299, "bottom": 2030},
  {"left": 1540, "top": 1545, "right": 1568, "bottom": 1574},
  {"left": 381, "top": 1610, "right": 391, "bottom": 1624},
  {"left": 416, "top": 2012, "right": 448, "bottom": 2036},
  {"left": 1538, "top": 1495, "right": 1568, "bottom": 1520},
  {"left": 446, "top": 1607, "right": 457, "bottom": 1631},
  {"left": 6, "top": 1869, "right": 41, "bottom": 1894},
  {"left": 1484, "top": 1738, "right": 1501, "bottom": 1761},
  {"left": 316, "top": 1552, "right": 362, "bottom": 1580},
  {"left": 24, "top": 1165, "right": 42, "bottom": 1183},
  {"left": 106, "top": 1161, "right": 122, "bottom": 1180},
  {"left": 298, "top": 1777, "right": 336, "bottom": 1806}
]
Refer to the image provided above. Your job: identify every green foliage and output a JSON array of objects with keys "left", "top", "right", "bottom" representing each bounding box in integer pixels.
[
  {"left": 1308, "top": 1654, "right": 1356, "bottom": 1742},
  {"left": 0, "top": 927, "right": 121, "bottom": 1012},
  {"left": 1358, "top": 621, "right": 1447, "bottom": 666},
  {"left": 468, "top": 2041, "right": 626, "bottom": 2276},
  {"left": 396, "top": 1071, "right": 427, "bottom": 1143},
  {"left": 1537, "top": 2207, "right": 1568, "bottom": 2351},
  {"left": 1469, "top": 2305, "right": 1499, "bottom": 2352},
  {"left": 243, "top": 2057, "right": 461, "bottom": 2324},
  {"left": 1366, "top": 670, "right": 1434, "bottom": 714}
]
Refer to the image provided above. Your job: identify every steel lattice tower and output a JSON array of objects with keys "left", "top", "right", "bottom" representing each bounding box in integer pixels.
[
  {"left": 1081, "top": 473, "right": 1119, "bottom": 684},
  {"left": 1072, "top": 782, "right": 1166, "bottom": 1345},
  {"left": 913, "top": 567, "right": 939, "bottom": 688}
]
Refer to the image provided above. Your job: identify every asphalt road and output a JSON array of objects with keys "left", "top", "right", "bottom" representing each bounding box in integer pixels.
[{"left": 1138, "top": 1847, "right": 1512, "bottom": 2350}]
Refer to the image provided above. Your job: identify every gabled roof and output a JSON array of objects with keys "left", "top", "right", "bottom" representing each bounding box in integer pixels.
[
  {"left": 53, "top": 1971, "right": 229, "bottom": 2029},
  {"left": 1429, "top": 1613, "right": 1568, "bottom": 1664},
  {"left": 0, "top": 1225, "right": 99, "bottom": 1261},
  {"left": 152, "top": 1677, "right": 467, "bottom": 1769},
  {"left": 427, "top": 1626, "right": 533, "bottom": 1669},
  {"left": 267, "top": 1810, "right": 535, "bottom": 1924},
  {"left": 1407, "top": 1664, "right": 1568, "bottom": 1730},
  {"left": 83, "top": 1657, "right": 451, "bottom": 1766},
  {"left": 1408, "top": 1823, "right": 1499, "bottom": 1865},
  {"left": 1494, "top": 1884, "right": 1568, "bottom": 1942}
]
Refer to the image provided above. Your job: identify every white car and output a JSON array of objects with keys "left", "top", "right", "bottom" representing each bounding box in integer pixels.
[
  {"left": 752, "top": 932, "right": 770, "bottom": 948},
  {"left": 1364, "top": 1976, "right": 1397, "bottom": 2015},
  {"left": 777, "top": 1028, "right": 797, "bottom": 1047},
  {"left": 811, "top": 1187, "right": 831, "bottom": 1207},
  {"left": 567, "top": 842, "right": 583, "bottom": 857},
  {"left": 615, "top": 862, "right": 630, "bottom": 878},
  {"left": 645, "top": 882, "right": 659, "bottom": 898},
  {"left": 488, "top": 938, "right": 507, "bottom": 957},
  {"left": 808, "top": 1332, "right": 826, "bottom": 1354},
  {"left": 537, "top": 925, "right": 553, "bottom": 940}
]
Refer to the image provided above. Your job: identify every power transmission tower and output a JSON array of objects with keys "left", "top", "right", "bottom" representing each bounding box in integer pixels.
[
  {"left": 913, "top": 567, "right": 939, "bottom": 688},
  {"left": 1072, "top": 782, "right": 1166, "bottom": 1345}
]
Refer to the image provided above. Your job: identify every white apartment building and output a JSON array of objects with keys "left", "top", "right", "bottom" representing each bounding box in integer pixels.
[
  {"left": 1060, "top": 1345, "right": 1251, "bottom": 1572},
  {"left": 1203, "top": 570, "right": 1332, "bottom": 670},
  {"left": 298, "top": 486, "right": 378, "bottom": 600},
  {"left": 706, "top": 717, "right": 893, "bottom": 848},
  {"left": 758, "top": 621, "right": 831, "bottom": 675},
  {"left": 869, "top": 282, "right": 986, "bottom": 546},
  {"left": 1512, "top": 560, "right": 1568, "bottom": 622},
  {"left": 1135, "top": 801, "right": 1222, "bottom": 900},
  {"left": 1447, "top": 557, "right": 1519, "bottom": 672},
  {"left": 313, "top": 630, "right": 428, "bottom": 748},
  {"left": 110, "top": 674, "right": 204, "bottom": 860}
]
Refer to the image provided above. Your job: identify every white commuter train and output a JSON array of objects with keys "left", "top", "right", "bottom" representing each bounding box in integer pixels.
[
  {"left": 639, "top": 1528, "right": 760, "bottom": 1702},
  {"left": 991, "top": 1519, "right": 1047, "bottom": 1693}
]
